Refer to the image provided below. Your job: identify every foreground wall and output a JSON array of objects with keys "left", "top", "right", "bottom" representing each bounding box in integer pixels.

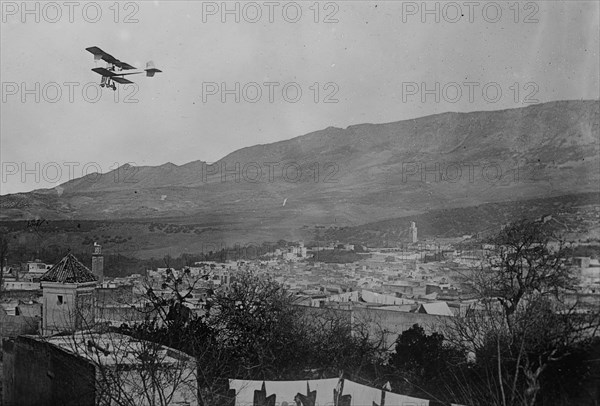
[
  {"left": 296, "top": 305, "right": 450, "bottom": 351},
  {"left": 353, "top": 307, "right": 449, "bottom": 350},
  {"left": 0, "top": 314, "right": 39, "bottom": 338},
  {"left": 2, "top": 336, "right": 96, "bottom": 406}
]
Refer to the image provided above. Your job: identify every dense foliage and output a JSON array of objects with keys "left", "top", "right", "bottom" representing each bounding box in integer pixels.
[
  {"left": 308, "top": 249, "right": 369, "bottom": 263},
  {"left": 119, "top": 270, "right": 387, "bottom": 405},
  {"left": 95, "top": 219, "right": 600, "bottom": 405}
]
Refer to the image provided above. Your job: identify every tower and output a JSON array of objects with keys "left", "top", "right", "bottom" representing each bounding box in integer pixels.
[
  {"left": 409, "top": 222, "right": 418, "bottom": 243},
  {"left": 92, "top": 242, "right": 104, "bottom": 284},
  {"left": 40, "top": 253, "right": 98, "bottom": 334}
]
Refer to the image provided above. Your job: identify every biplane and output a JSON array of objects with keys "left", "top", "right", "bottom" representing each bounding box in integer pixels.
[{"left": 86, "top": 46, "right": 162, "bottom": 90}]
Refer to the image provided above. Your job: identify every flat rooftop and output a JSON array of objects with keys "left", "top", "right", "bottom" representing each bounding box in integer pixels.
[{"left": 28, "top": 332, "right": 194, "bottom": 366}]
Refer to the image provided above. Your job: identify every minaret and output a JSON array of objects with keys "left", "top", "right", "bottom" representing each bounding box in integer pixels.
[
  {"left": 92, "top": 242, "right": 104, "bottom": 284},
  {"left": 409, "top": 222, "right": 418, "bottom": 243}
]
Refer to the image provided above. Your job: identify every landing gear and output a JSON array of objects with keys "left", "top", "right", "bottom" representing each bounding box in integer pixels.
[{"left": 100, "top": 77, "right": 117, "bottom": 91}]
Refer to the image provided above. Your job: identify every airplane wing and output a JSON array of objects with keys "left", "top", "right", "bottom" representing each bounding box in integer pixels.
[
  {"left": 116, "top": 61, "right": 136, "bottom": 70},
  {"left": 111, "top": 77, "right": 135, "bottom": 84},
  {"left": 86, "top": 46, "right": 118, "bottom": 64},
  {"left": 113, "top": 71, "right": 143, "bottom": 76},
  {"left": 86, "top": 46, "right": 108, "bottom": 59},
  {"left": 86, "top": 46, "right": 136, "bottom": 70},
  {"left": 92, "top": 67, "right": 117, "bottom": 77}
]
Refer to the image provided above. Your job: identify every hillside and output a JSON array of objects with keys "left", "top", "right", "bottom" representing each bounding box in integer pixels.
[
  {"left": 317, "top": 192, "right": 600, "bottom": 247},
  {"left": 1, "top": 192, "right": 598, "bottom": 261},
  {"left": 1, "top": 100, "right": 598, "bottom": 247}
]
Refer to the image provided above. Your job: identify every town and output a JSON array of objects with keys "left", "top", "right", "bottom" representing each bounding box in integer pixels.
[
  {"left": 1, "top": 219, "right": 599, "bottom": 405},
  {"left": 1, "top": 1, "right": 598, "bottom": 403}
]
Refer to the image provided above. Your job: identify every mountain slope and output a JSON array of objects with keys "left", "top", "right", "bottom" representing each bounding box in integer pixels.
[{"left": 1, "top": 100, "right": 598, "bottom": 238}]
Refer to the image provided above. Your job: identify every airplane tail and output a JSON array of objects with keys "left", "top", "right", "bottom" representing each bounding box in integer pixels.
[{"left": 145, "top": 61, "right": 162, "bottom": 77}]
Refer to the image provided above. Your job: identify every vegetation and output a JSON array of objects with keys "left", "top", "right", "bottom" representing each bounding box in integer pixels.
[
  {"left": 105, "top": 219, "right": 598, "bottom": 405},
  {"left": 0, "top": 227, "right": 9, "bottom": 292},
  {"left": 308, "top": 249, "right": 369, "bottom": 263},
  {"left": 443, "top": 219, "right": 600, "bottom": 405},
  {"left": 5, "top": 217, "right": 599, "bottom": 404},
  {"left": 318, "top": 192, "right": 599, "bottom": 246},
  {"left": 119, "top": 270, "right": 387, "bottom": 405},
  {"left": 387, "top": 324, "right": 463, "bottom": 400}
]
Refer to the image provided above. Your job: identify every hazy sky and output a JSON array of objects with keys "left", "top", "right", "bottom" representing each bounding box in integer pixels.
[{"left": 1, "top": 0, "right": 599, "bottom": 194}]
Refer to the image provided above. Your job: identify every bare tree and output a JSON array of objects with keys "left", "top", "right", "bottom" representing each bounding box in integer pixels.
[
  {"left": 45, "top": 328, "right": 198, "bottom": 406},
  {"left": 0, "top": 227, "right": 9, "bottom": 295},
  {"left": 446, "top": 219, "right": 600, "bottom": 406},
  {"left": 123, "top": 267, "right": 388, "bottom": 405},
  {"left": 35, "top": 300, "right": 199, "bottom": 406},
  {"left": 474, "top": 220, "right": 575, "bottom": 324}
]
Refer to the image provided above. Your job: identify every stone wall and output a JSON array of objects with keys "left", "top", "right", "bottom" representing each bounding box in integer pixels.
[
  {"left": 0, "top": 314, "right": 39, "bottom": 338},
  {"left": 2, "top": 336, "right": 96, "bottom": 406},
  {"left": 296, "top": 304, "right": 450, "bottom": 351},
  {"left": 353, "top": 307, "right": 450, "bottom": 350}
]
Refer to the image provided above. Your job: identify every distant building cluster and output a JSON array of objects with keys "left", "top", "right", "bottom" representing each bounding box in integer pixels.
[
  {"left": 1, "top": 221, "right": 599, "bottom": 404},
  {"left": 267, "top": 241, "right": 308, "bottom": 261}
]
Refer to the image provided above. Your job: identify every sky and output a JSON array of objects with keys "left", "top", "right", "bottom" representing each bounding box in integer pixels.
[{"left": 1, "top": 0, "right": 599, "bottom": 194}]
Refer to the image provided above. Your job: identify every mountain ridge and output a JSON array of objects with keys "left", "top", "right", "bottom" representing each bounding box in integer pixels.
[{"left": 1, "top": 99, "right": 598, "bottom": 246}]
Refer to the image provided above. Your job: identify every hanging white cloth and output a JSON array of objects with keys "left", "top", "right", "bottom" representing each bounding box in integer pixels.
[
  {"left": 228, "top": 378, "right": 430, "bottom": 406},
  {"left": 229, "top": 378, "right": 339, "bottom": 405},
  {"left": 342, "top": 379, "right": 429, "bottom": 406}
]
